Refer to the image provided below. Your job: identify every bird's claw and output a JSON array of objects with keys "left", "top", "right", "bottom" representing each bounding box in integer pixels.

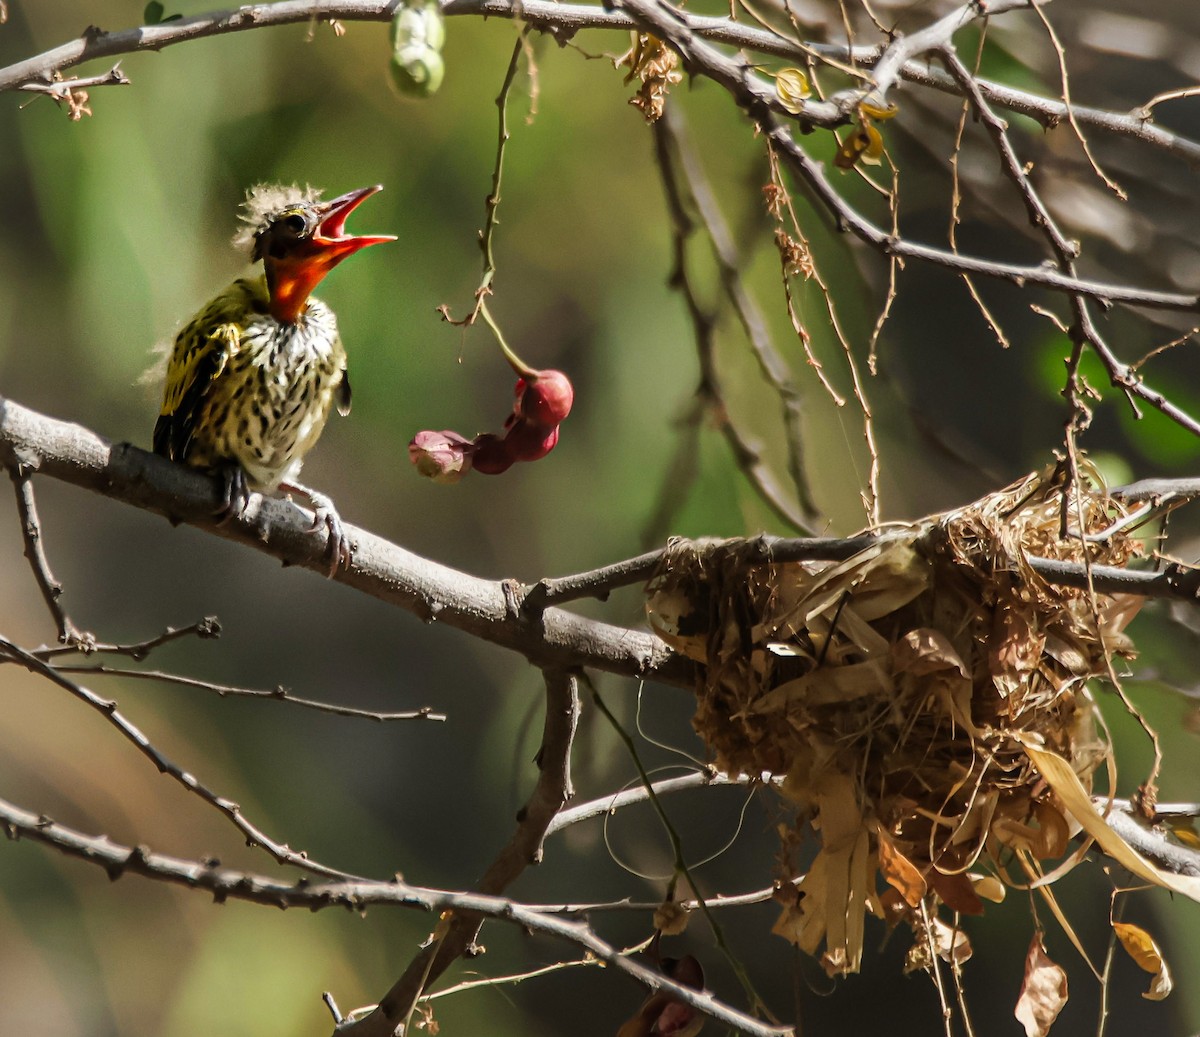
[
  {"left": 313, "top": 500, "right": 352, "bottom": 577},
  {"left": 215, "top": 466, "right": 252, "bottom": 524},
  {"left": 286, "top": 483, "right": 351, "bottom": 577}
]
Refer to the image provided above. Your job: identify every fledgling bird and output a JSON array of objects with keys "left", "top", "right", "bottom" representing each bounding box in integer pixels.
[{"left": 153, "top": 184, "right": 395, "bottom": 574}]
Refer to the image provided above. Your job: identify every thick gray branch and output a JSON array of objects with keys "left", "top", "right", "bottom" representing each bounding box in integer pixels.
[{"left": 0, "top": 396, "right": 691, "bottom": 687}]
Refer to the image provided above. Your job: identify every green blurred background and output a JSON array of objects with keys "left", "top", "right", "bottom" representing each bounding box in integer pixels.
[{"left": 1, "top": 2, "right": 1199, "bottom": 1035}]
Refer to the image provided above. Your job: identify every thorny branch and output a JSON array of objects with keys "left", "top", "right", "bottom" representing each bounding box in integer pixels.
[
  {"left": 0, "top": 635, "right": 365, "bottom": 881},
  {"left": 9, "top": 462, "right": 83, "bottom": 645},
  {"left": 0, "top": 793, "right": 791, "bottom": 1037},
  {"left": 340, "top": 666, "right": 581, "bottom": 1036},
  {"left": 4, "top": 1, "right": 1199, "bottom": 318}
]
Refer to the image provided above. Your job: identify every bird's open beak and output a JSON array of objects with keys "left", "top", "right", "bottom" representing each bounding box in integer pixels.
[
  {"left": 268, "top": 185, "right": 396, "bottom": 323},
  {"left": 312, "top": 184, "right": 398, "bottom": 258}
]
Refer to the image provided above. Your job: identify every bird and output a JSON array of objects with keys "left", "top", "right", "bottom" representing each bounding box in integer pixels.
[{"left": 153, "top": 184, "right": 395, "bottom": 574}]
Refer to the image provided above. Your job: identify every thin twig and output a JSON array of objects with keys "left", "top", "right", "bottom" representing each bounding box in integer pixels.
[
  {"left": 547, "top": 768, "right": 758, "bottom": 836},
  {"left": 946, "top": 26, "right": 1012, "bottom": 350},
  {"left": 939, "top": 43, "right": 1200, "bottom": 441},
  {"left": 33, "top": 616, "right": 221, "bottom": 660},
  {"left": 48, "top": 664, "right": 447, "bottom": 722},
  {"left": 616, "top": 0, "right": 1200, "bottom": 319},
  {"left": 421, "top": 952, "right": 608, "bottom": 1000},
  {"left": 0, "top": 636, "right": 362, "bottom": 880},
  {"left": 0, "top": 793, "right": 793, "bottom": 1037},
  {"left": 589, "top": 680, "right": 782, "bottom": 1026},
  {"left": 438, "top": 33, "right": 525, "bottom": 331},
  {"left": 1097, "top": 892, "right": 1126, "bottom": 1037},
  {"left": 657, "top": 107, "right": 820, "bottom": 528},
  {"left": 5, "top": 0, "right": 1199, "bottom": 166},
  {"left": 651, "top": 112, "right": 815, "bottom": 534},
  {"left": 342, "top": 666, "right": 580, "bottom": 1037},
  {"left": 2, "top": 2, "right": 1196, "bottom": 316},
  {"left": 527, "top": 883, "right": 783, "bottom": 914},
  {"left": 17, "top": 63, "right": 129, "bottom": 95},
  {"left": 8, "top": 464, "right": 84, "bottom": 645},
  {"left": 1028, "top": 2, "right": 1126, "bottom": 200}
]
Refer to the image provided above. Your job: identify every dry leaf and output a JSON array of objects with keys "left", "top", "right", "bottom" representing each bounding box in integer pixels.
[
  {"left": 775, "top": 68, "right": 810, "bottom": 113},
  {"left": 970, "top": 873, "right": 1007, "bottom": 903},
  {"left": 991, "top": 605, "right": 1045, "bottom": 676},
  {"left": 654, "top": 899, "right": 691, "bottom": 936},
  {"left": 616, "top": 955, "right": 705, "bottom": 1037},
  {"left": 928, "top": 869, "right": 984, "bottom": 916},
  {"left": 1167, "top": 819, "right": 1200, "bottom": 850},
  {"left": 892, "top": 628, "right": 969, "bottom": 678},
  {"left": 1015, "top": 931, "right": 1068, "bottom": 1037},
  {"left": 1019, "top": 738, "right": 1200, "bottom": 903},
  {"left": 1113, "top": 921, "right": 1173, "bottom": 1001},
  {"left": 930, "top": 916, "right": 972, "bottom": 964},
  {"left": 878, "top": 829, "right": 926, "bottom": 907},
  {"left": 645, "top": 568, "right": 709, "bottom": 661}
]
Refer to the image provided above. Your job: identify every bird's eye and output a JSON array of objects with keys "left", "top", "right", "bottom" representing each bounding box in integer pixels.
[{"left": 281, "top": 213, "right": 307, "bottom": 234}]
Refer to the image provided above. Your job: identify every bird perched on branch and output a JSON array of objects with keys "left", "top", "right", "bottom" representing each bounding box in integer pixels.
[{"left": 153, "top": 184, "right": 395, "bottom": 574}]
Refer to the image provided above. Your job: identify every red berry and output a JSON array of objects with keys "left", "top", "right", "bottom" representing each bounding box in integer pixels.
[
  {"left": 504, "top": 419, "right": 559, "bottom": 462},
  {"left": 515, "top": 370, "right": 573, "bottom": 428},
  {"left": 470, "top": 433, "right": 515, "bottom": 475}
]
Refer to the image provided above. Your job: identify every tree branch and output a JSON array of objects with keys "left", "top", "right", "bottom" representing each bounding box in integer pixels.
[
  {"left": 610, "top": 0, "right": 1200, "bottom": 315},
  {"left": 5, "top": 395, "right": 1197, "bottom": 702},
  {"left": 343, "top": 666, "right": 581, "bottom": 1036},
  {"left": 0, "top": 635, "right": 363, "bottom": 880},
  {"left": 5, "top": 2, "right": 1198, "bottom": 315},
  {"left": 0, "top": 791, "right": 792, "bottom": 1037},
  {"left": 0, "top": 396, "right": 692, "bottom": 687},
  {"left": 8, "top": 463, "right": 83, "bottom": 644},
  {"left": 32, "top": 615, "right": 222, "bottom": 660},
  {"left": 7, "top": 0, "right": 1197, "bottom": 165},
  {"left": 49, "top": 663, "right": 447, "bottom": 722}
]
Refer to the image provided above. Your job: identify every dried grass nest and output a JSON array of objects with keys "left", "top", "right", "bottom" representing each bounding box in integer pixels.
[{"left": 645, "top": 466, "right": 1161, "bottom": 978}]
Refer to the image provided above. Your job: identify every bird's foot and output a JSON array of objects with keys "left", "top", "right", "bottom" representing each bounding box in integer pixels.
[
  {"left": 281, "top": 481, "right": 351, "bottom": 577},
  {"left": 215, "top": 466, "right": 252, "bottom": 524}
]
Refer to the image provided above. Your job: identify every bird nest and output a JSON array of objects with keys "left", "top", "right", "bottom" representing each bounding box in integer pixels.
[{"left": 646, "top": 466, "right": 1146, "bottom": 977}]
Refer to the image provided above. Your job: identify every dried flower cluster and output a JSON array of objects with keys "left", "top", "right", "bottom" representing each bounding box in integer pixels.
[{"left": 616, "top": 33, "right": 683, "bottom": 123}]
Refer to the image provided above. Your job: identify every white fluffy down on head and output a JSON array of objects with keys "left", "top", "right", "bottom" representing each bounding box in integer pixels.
[{"left": 232, "top": 183, "right": 324, "bottom": 253}]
